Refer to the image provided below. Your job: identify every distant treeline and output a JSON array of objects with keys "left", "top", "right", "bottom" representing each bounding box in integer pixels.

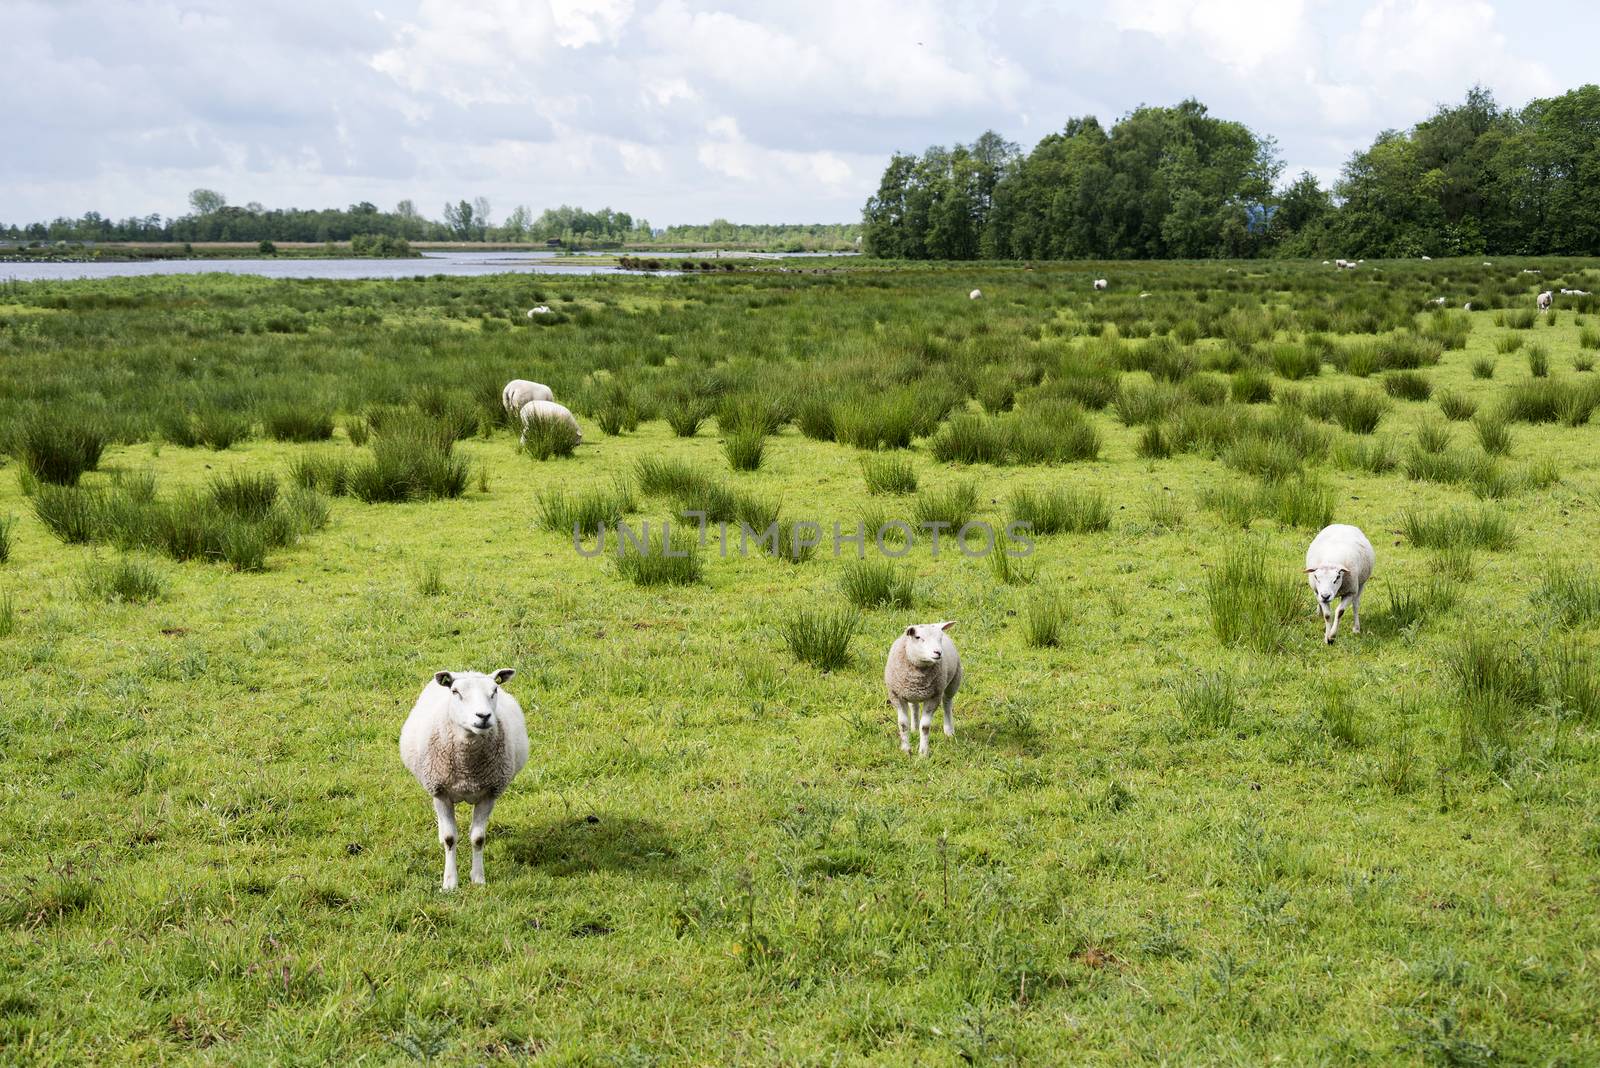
[
  {"left": 1, "top": 195, "right": 860, "bottom": 251},
  {"left": 863, "top": 85, "right": 1600, "bottom": 260}
]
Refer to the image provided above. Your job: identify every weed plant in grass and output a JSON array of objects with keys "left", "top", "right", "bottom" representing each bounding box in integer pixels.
[
  {"left": 861, "top": 455, "right": 917, "bottom": 495},
  {"left": 663, "top": 395, "right": 712, "bottom": 438},
  {"left": 1471, "top": 357, "right": 1496, "bottom": 379},
  {"left": 1449, "top": 632, "right": 1541, "bottom": 766},
  {"left": 13, "top": 411, "right": 108, "bottom": 485},
  {"left": 766, "top": 520, "right": 821, "bottom": 564},
  {"left": 1333, "top": 436, "right": 1398, "bottom": 474},
  {"left": 1177, "top": 670, "right": 1239, "bottom": 733},
  {"left": 1527, "top": 345, "right": 1551, "bottom": 377},
  {"left": 614, "top": 523, "right": 702, "bottom": 586},
  {"left": 1385, "top": 577, "right": 1458, "bottom": 632},
  {"left": 1473, "top": 415, "right": 1512, "bottom": 455},
  {"left": 1136, "top": 423, "right": 1172, "bottom": 459},
  {"left": 1205, "top": 542, "right": 1301, "bottom": 652},
  {"left": 412, "top": 560, "right": 446, "bottom": 597},
  {"left": 1533, "top": 567, "right": 1600, "bottom": 627},
  {"left": 839, "top": 559, "right": 914, "bottom": 610},
  {"left": 78, "top": 556, "right": 165, "bottom": 603},
  {"left": 1023, "top": 589, "right": 1067, "bottom": 647},
  {"left": 0, "top": 515, "right": 13, "bottom": 564},
  {"left": 1315, "top": 386, "right": 1388, "bottom": 434},
  {"left": 1496, "top": 334, "right": 1525, "bottom": 354},
  {"left": 930, "top": 414, "right": 1007, "bottom": 465},
  {"left": 1230, "top": 368, "right": 1273, "bottom": 404},
  {"left": 1575, "top": 353, "right": 1596, "bottom": 372},
  {"left": 1145, "top": 491, "right": 1186, "bottom": 530},
  {"left": 989, "top": 545, "right": 1037, "bottom": 586},
  {"left": 779, "top": 607, "right": 859, "bottom": 672},
  {"left": 1402, "top": 505, "right": 1515, "bottom": 551},
  {"left": 1498, "top": 379, "right": 1599, "bottom": 424},
  {"left": 1549, "top": 641, "right": 1600, "bottom": 722},
  {"left": 195, "top": 407, "right": 253, "bottom": 450},
  {"left": 353, "top": 424, "right": 470, "bottom": 501},
  {"left": 0, "top": 593, "right": 13, "bottom": 638},
  {"left": 288, "top": 449, "right": 353, "bottom": 495},
  {"left": 1009, "top": 487, "right": 1110, "bottom": 535}
]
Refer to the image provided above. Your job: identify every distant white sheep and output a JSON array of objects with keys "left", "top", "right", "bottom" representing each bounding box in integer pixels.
[
  {"left": 1092, "top": 278, "right": 1108, "bottom": 291},
  {"left": 1560, "top": 288, "right": 1591, "bottom": 296},
  {"left": 502, "top": 379, "right": 554, "bottom": 414},
  {"left": 1522, "top": 269, "right": 1542, "bottom": 275},
  {"left": 400, "top": 669, "right": 529, "bottom": 890},
  {"left": 1421, "top": 255, "right": 1432, "bottom": 261},
  {"left": 1538, "top": 291, "right": 1553, "bottom": 312},
  {"left": 526, "top": 305, "right": 552, "bottom": 317},
  {"left": 1305, "top": 524, "right": 1375, "bottom": 645},
  {"left": 885, "top": 622, "right": 962, "bottom": 758},
  {"left": 1429, "top": 297, "right": 1446, "bottom": 306},
  {"left": 1463, "top": 302, "right": 1473, "bottom": 311},
  {"left": 1139, "top": 291, "right": 1152, "bottom": 298},
  {"left": 519, "top": 399, "right": 582, "bottom": 445},
  {"left": 969, "top": 288, "right": 982, "bottom": 300}
]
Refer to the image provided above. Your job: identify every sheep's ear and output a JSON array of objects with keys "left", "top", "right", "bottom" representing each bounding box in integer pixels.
[
  {"left": 1303, "top": 567, "right": 1317, "bottom": 573},
  {"left": 904, "top": 626, "right": 917, "bottom": 637},
  {"left": 434, "top": 671, "right": 454, "bottom": 688},
  {"left": 939, "top": 620, "right": 957, "bottom": 632},
  {"left": 493, "top": 668, "right": 516, "bottom": 685},
  {"left": 1338, "top": 567, "right": 1350, "bottom": 576}
]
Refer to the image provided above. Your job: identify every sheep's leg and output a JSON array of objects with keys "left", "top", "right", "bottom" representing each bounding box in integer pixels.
[
  {"left": 942, "top": 692, "right": 956, "bottom": 739},
  {"left": 468, "top": 797, "right": 497, "bottom": 886},
  {"left": 433, "top": 797, "right": 460, "bottom": 891},
  {"left": 1325, "top": 597, "right": 1341, "bottom": 644},
  {"left": 918, "top": 703, "right": 933, "bottom": 758},
  {"left": 1349, "top": 586, "right": 1363, "bottom": 635},
  {"left": 893, "top": 697, "right": 911, "bottom": 754}
]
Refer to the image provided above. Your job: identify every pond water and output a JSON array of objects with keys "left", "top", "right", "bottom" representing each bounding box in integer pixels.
[{"left": 0, "top": 248, "right": 854, "bottom": 283}]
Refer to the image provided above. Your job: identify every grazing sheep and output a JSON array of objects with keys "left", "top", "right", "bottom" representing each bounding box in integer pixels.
[
  {"left": 400, "top": 669, "right": 529, "bottom": 890},
  {"left": 1321, "top": 260, "right": 1331, "bottom": 266},
  {"left": 1421, "top": 255, "right": 1432, "bottom": 261},
  {"left": 1463, "top": 302, "right": 1473, "bottom": 311},
  {"left": 526, "top": 305, "right": 552, "bottom": 317},
  {"left": 969, "top": 288, "right": 982, "bottom": 300},
  {"left": 502, "top": 379, "right": 554, "bottom": 414},
  {"left": 1139, "top": 291, "right": 1152, "bottom": 298},
  {"left": 885, "top": 621, "right": 962, "bottom": 757},
  {"left": 1482, "top": 262, "right": 1493, "bottom": 267},
  {"left": 1522, "top": 269, "right": 1542, "bottom": 275},
  {"left": 1560, "top": 288, "right": 1592, "bottom": 296},
  {"left": 1538, "top": 291, "right": 1553, "bottom": 312},
  {"left": 519, "top": 399, "right": 582, "bottom": 445},
  {"left": 1429, "top": 297, "right": 1446, "bottom": 306},
  {"left": 1092, "top": 278, "right": 1108, "bottom": 291},
  {"left": 1304, "top": 524, "right": 1375, "bottom": 645}
]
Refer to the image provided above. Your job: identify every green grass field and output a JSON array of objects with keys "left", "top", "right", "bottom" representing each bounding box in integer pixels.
[{"left": 2, "top": 259, "right": 1600, "bottom": 1064}]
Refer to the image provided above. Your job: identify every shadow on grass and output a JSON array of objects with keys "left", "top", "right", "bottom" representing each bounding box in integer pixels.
[{"left": 503, "top": 814, "right": 681, "bottom": 877}]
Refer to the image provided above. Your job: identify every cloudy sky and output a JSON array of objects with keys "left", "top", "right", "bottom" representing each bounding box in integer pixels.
[{"left": 3, "top": 0, "right": 1595, "bottom": 227}]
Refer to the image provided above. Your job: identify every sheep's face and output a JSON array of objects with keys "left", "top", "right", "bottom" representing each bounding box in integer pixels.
[
  {"left": 900, "top": 621, "right": 955, "bottom": 667},
  {"left": 435, "top": 669, "right": 516, "bottom": 736},
  {"left": 1305, "top": 566, "right": 1348, "bottom": 606}
]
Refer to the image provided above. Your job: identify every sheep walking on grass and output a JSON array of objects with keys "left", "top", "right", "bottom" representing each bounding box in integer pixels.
[
  {"left": 400, "top": 669, "right": 529, "bottom": 890},
  {"left": 1538, "top": 291, "right": 1553, "bottom": 312},
  {"left": 502, "top": 379, "right": 554, "bottom": 414},
  {"left": 518, "top": 399, "right": 582, "bottom": 446},
  {"left": 1092, "top": 278, "right": 1108, "bottom": 291},
  {"left": 885, "top": 621, "right": 962, "bottom": 757},
  {"left": 969, "top": 288, "right": 982, "bottom": 300},
  {"left": 1305, "top": 525, "right": 1375, "bottom": 645}
]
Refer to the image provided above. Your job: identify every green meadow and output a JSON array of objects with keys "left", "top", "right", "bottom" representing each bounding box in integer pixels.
[{"left": 2, "top": 259, "right": 1599, "bottom": 1064}]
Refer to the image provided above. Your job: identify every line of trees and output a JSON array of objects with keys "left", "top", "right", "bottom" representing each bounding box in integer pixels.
[{"left": 864, "top": 85, "right": 1600, "bottom": 259}]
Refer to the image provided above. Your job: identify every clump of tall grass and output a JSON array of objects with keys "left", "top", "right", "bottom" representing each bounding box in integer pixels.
[
  {"left": 157, "top": 410, "right": 201, "bottom": 448},
  {"left": 839, "top": 560, "right": 914, "bottom": 610},
  {"left": 1470, "top": 357, "right": 1495, "bottom": 380},
  {"left": 347, "top": 423, "right": 470, "bottom": 501},
  {"left": 862, "top": 455, "right": 918, "bottom": 495},
  {"left": 1383, "top": 371, "right": 1433, "bottom": 401},
  {"left": 1333, "top": 436, "right": 1397, "bottom": 474},
  {"left": 1384, "top": 577, "right": 1459, "bottom": 632},
  {"left": 1473, "top": 415, "right": 1512, "bottom": 455},
  {"left": 1413, "top": 418, "right": 1454, "bottom": 454},
  {"left": 723, "top": 425, "right": 767, "bottom": 471},
  {"left": 1177, "top": 670, "right": 1240, "bottom": 732},
  {"left": 521, "top": 414, "right": 581, "bottom": 460},
  {"left": 78, "top": 556, "right": 165, "bottom": 604},
  {"left": 1267, "top": 342, "right": 1320, "bottom": 380},
  {"left": 765, "top": 520, "right": 821, "bottom": 564},
  {"left": 1145, "top": 491, "right": 1185, "bottom": 530},
  {"left": 1004, "top": 402, "right": 1101, "bottom": 463},
  {"left": 0, "top": 515, "right": 13, "bottom": 565},
  {"left": 1495, "top": 334, "right": 1524, "bottom": 355},
  {"left": 288, "top": 449, "right": 353, "bottom": 495},
  {"left": 1023, "top": 590, "right": 1068, "bottom": 648},
  {"left": 779, "top": 607, "right": 859, "bottom": 672},
  {"left": 1436, "top": 391, "right": 1478, "bottom": 421},
  {"left": 1205, "top": 542, "right": 1302, "bottom": 653},
  {"left": 537, "top": 481, "right": 637, "bottom": 538},
  {"left": 1533, "top": 567, "right": 1600, "bottom": 627},
  {"left": 1136, "top": 423, "right": 1172, "bottom": 460},
  {"left": 1526, "top": 344, "right": 1550, "bottom": 378},
  {"left": 1448, "top": 632, "right": 1540, "bottom": 765},
  {"left": 208, "top": 471, "right": 279, "bottom": 520},
  {"left": 663, "top": 395, "right": 712, "bottom": 438},
  {"left": 913, "top": 480, "right": 979, "bottom": 530},
  {"left": 1230, "top": 369, "right": 1272, "bottom": 404},
  {"left": 1114, "top": 381, "right": 1179, "bottom": 426},
  {"left": 1548, "top": 640, "right": 1600, "bottom": 723},
  {"left": 832, "top": 387, "right": 944, "bottom": 450},
  {"left": 614, "top": 523, "right": 702, "bottom": 586},
  {"left": 410, "top": 386, "right": 481, "bottom": 442},
  {"left": 1009, "top": 487, "right": 1109, "bottom": 535},
  {"left": 989, "top": 546, "right": 1036, "bottom": 586},
  {"left": 195, "top": 407, "right": 253, "bottom": 450},
  {"left": 930, "top": 414, "right": 1008, "bottom": 465},
  {"left": 1580, "top": 326, "right": 1600, "bottom": 351},
  {"left": 1574, "top": 353, "right": 1595, "bottom": 373},
  {"left": 262, "top": 403, "right": 335, "bottom": 442},
  {"left": 1498, "top": 379, "right": 1598, "bottom": 424},
  {"left": 1401, "top": 505, "right": 1515, "bottom": 551},
  {"left": 31, "top": 483, "right": 104, "bottom": 543},
  {"left": 1315, "top": 386, "right": 1389, "bottom": 434},
  {"left": 793, "top": 396, "right": 836, "bottom": 442},
  {"left": 344, "top": 416, "right": 371, "bottom": 447},
  {"left": 12, "top": 411, "right": 108, "bottom": 486}
]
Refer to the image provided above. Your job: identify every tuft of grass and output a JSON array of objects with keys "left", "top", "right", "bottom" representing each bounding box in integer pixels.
[
  {"left": 13, "top": 411, "right": 109, "bottom": 486},
  {"left": 663, "top": 395, "right": 711, "bottom": 438},
  {"left": 344, "top": 416, "right": 371, "bottom": 447},
  {"left": 288, "top": 449, "right": 353, "bottom": 495},
  {"left": 766, "top": 520, "right": 821, "bottom": 564},
  {"left": 1146, "top": 491, "right": 1185, "bottom": 531},
  {"left": 1317, "top": 386, "right": 1388, "bottom": 434},
  {"left": 1470, "top": 357, "right": 1495, "bottom": 380},
  {"left": 78, "top": 556, "right": 165, "bottom": 603},
  {"left": 521, "top": 415, "right": 581, "bottom": 460},
  {"left": 839, "top": 559, "right": 914, "bottom": 610},
  {"left": 1177, "top": 670, "right": 1239, "bottom": 732},
  {"left": 194, "top": 407, "right": 253, "bottom": 450},
  {"left": 1548, "top": 640, "right": 1600, "bottom": 722},
  {"left": 1414, "top": 418, "right": 1454, "bottom": 455},
  {"left": 1527, "top": 344, "right": 1550, "bottom": 378},
  {"left": 32, "top": 484, "right": 104, "bottom": 544},
  {"left": 208, "top": 471, "right": 279, "bottom": 521},
  {"left": 1402, "top": 505, "right": 1515, "bottom": 551},
  {"left": 1495, "top": 334, "right": 1524, "bottom": 354},
  {"left": 537, "top": 481, "right": 637, "bottom": 538},
  {"left": 262, "top": 403, "right": 335, "bottom": 443},
  {"left": 614, "top": 523, "right": 703, "bottom": 586},
  {"left": 1334, "top": 436, "right": 1397, "bottom": 474},
  {"left": 1533, "top": 567, "right": 1600, "bottom": 627},
  {"left": 722, "top": 425, "right": 767, "bottom": 472},
  {"left": 1449, "top": 632, "right": 1540, "bottom": 765},
  {"left": 989, "top": 546, "right": 1037, "bottom": 586},
  {"left": 0, "top": 592, "right": 13, "bottom": 637},
  {"left": 1436, "top": 391, "right": 1477, "bottom": 421},
  {"left": 1205, "top": 542, "right": 1301, "bottom": 653},
  {"left": 413, "top": 561, "right": 446, "bottom": 597},
  {"left": 352, "top": 425, "right": 470, "bottom": 501},
  {"left": 1473, "top": 415, "right": 1512, "bottom": 456},
  {"left": 778, "top": 607, "right": 859, "bottom": 672},
  {"left": 1230, "top": 369, "right": 1273, "bottom": 404},
  {"left": 1009, "top": 486, "right": 1109, "bottom": 535},
  {"left": 1023, "top": 590, "right": 1067, "bottom": 648},
  {"left": 1385, "top": 577, "right": 1458, "bottom": 632},
  {"left": 929, "top": 414, "right": 1007, "bottom": 465},
  {"left": 1384, "top": 371, "right": 1433, "bottom": 402},
  {"left": 0, "top": 515, "right": 13, "bottom": 565},
  {"left": 913, "top": 480, "right": 980, "bottom": 530},
  {"left": 861, "top": 455, "right": 918, "bottom": 495},
  {"left": 1136, "top": 423, "right": 1172, "bottom": 459}
]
